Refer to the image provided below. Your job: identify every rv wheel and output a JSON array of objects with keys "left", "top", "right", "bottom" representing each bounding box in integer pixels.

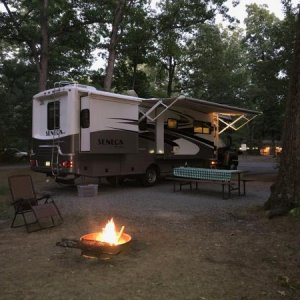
[{"left": 142, "top": 166, "right": 158, "bottom": 186}]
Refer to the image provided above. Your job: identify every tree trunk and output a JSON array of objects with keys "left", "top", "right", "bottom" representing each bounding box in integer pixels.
[
  {"left": 103, "top": 0, "right": 126, "bottom": 91},
  {"left": 264, "top": 9, "right": 300, "bottom": 217},
  {"left": 132, "top": 62, "right": 137, "bottom": 90},
  {"left": 167, "top": 56, "right": 176, "bottom": 97},
  {"left": 38, "top": 0, "right": 49, "bottom": 91}
]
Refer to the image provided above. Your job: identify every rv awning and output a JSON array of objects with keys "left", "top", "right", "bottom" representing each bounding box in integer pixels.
[
  {"left": 140, "top": 95, "right": 261, "bottom": 134},
  {"left": 141, "top": 96, "right": 260, "bottom": 116}
]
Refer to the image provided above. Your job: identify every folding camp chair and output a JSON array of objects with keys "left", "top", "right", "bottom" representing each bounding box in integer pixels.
[{"left": 8, "top": 174, "right": 63, "bottom": 232}]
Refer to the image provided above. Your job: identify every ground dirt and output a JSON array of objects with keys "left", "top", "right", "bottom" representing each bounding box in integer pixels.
[{"left": 0, "top": 156, "right": 299, "bottom": 300}]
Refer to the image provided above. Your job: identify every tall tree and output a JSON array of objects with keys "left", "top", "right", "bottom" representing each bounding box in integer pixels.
[
  {"left": 244, "top": 4, "right": 288, "bottom": 143},
  {"left": 1, "top": 0, "right": 49, "bottom": 91},
  {"left": 0, "top": 0, "right": 97, "bottom": 91},
  {"left": 102, "top": 0, "right": 151, "bottom": 92},
  {"left": 264, "top": 7, "right": 300, "bottom": 216},
  {"left": 103, "top": 0, "right": 127, "bottom": 91},
  {"left": 152, "top": 0, "right": 231, "bottom": 97},
  {"left": 116, "top": 3, "right": 155, "bottom": 92}
]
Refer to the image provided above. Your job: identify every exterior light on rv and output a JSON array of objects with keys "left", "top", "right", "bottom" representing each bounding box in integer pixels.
[
  {"left": 61, "top": 160, "right": 73, "bottom": 168},
  {"left": 149, "top": 149, "right": 155, "bottom": 154},
  {"left": 209, "top": 159, "right": 218, "bottom": 169},
  {"left": 158, "top": 150, "right": 164, "bottom": 154},
  {"left": 167, "top": 118, "right": 178, "bottom": 129}
]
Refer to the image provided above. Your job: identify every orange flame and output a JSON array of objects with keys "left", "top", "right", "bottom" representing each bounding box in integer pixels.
[{"left": 96, "top": 218, "right": 124, "bottom": 245}]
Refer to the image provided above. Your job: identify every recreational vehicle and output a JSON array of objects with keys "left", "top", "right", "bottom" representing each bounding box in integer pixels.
[{"left": 30, "top": 84, "right": 259, "bottom": 185}]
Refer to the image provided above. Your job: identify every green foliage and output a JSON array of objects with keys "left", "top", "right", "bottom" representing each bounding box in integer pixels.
[
  {"left": 0, "top": 58, "right": 37, "bottom": 149},
  {"left": 114, "top": 62, "right": 152, "bottom": 98},
  {"left": 113, "top": 1, "right": 155, "bottom": 93},
  {"left": 181, "top": 24, "right": 249, "bottom": 106},
  {"left": 243, "top": 3, "right": 296, "bottom": 142},
  {"left": 0, "top": 0, "right": 98, "bottom": 86},
  {"left": 147, "top": 0, "right": 229, "bottom": 96}
]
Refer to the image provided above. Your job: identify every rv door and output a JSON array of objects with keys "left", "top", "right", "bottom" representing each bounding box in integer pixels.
[{"left": 80, "top": 96, "right": 90, "bottom": 152}]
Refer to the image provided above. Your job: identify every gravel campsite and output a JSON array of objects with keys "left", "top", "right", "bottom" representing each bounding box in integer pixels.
[{"left": 0, "top": 155, "right": 299, "bottom": 300}]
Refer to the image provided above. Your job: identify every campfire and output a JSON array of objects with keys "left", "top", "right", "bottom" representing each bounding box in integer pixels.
[
  {"left": 80, "top": 218, "right": 132, "bottom": 255},
  {"left": 57, "top": 218, "right": 132, "bottom": 258},
  {"left": 95, "top": 218, "right": 126, "bottom": 245}
]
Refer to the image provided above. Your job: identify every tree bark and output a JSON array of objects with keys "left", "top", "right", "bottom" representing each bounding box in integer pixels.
[
  {"left": 103, "top": 0, "right": 126, "bottom": 91},
  {"left": 132, "top": 62, "right": 137, "bottom": 90},
  {"left": 264, "top": 9, "right": 300, "bottom": 217},
  {"left": 167, "top": 56, "right": 176, "bottom": 97}
]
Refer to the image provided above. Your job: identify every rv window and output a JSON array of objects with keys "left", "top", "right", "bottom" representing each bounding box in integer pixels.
[
  {"left": 47, "top": 101, "right": 60, "bottom": 130},
  {"left": 139, "top": 113, "right": 147, "bottom": 131},
  {"left": 80, "top": 109, "right": 90, "bottom": 128},
  {"left": 167, "top": 118, "right": 178, "bottom": 129},
  {"left": 194, "top": 121, "right": 211, "bottom": 134}
]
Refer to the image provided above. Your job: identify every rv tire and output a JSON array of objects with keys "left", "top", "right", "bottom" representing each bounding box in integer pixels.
[{"left": 142, "top": 166, "right": 159, "bottom": 186}]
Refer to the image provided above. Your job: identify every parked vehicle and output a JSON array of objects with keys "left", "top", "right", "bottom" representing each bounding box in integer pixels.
[
  {"left": 1, "top": 148, "right": 28, "bottom": 161},
  {"left": 30, "top": 83, "right": 259, "bottom": 185}
]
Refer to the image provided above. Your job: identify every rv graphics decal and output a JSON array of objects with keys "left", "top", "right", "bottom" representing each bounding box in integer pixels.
[
  {"left": 108, "top": 117, "right": 137, "bottom": 126},
  {"left": 90, "top": 130, "right": 138, "bottom": 153},
  {"left": 98, "top": 138, "right": 124, "bottom": 147},
  {"left": 46, "top": 129, "right": 65, "bottom": 136}
]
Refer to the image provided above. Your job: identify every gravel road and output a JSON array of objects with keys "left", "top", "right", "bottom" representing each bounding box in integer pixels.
[{"left": 38, "top": 155, "right": 277, "bottom": 223}]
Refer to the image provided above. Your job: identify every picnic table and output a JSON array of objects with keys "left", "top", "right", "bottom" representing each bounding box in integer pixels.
[{"left": 167, "top": 167, "right": 249, "bottom": 199}]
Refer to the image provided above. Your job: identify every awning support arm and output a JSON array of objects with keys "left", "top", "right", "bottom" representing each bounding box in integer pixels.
[
  {"left": 218, "top": 114, "right": 258, "bottom": 134},
  {"left": 138, "top": 96, "right": 184, "bottom": 122}
]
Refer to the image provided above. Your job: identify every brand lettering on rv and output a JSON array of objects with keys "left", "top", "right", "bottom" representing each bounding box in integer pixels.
[
  {"left": 46, "top": 129, "right": 65, "bottom": 136},
  {"left": 98, "top": 138, "right": 124, "bottom": 146}
]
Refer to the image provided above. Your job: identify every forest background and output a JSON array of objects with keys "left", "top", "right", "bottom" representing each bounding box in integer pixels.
[{"left": 0, "top": 0, "right": 298, "bottom": 151}]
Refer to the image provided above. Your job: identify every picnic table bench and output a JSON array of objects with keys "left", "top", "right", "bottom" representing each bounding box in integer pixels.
[{"left": 167, "top": 167, "right": 249, "bottom": 199}]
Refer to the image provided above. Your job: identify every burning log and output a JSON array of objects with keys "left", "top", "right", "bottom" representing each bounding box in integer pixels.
[
  {"left": 56, "top": 238, "right": 111, "bottom": 252},
  {"left": 56, "top": 237, "right": 122, "bottom": 258}
]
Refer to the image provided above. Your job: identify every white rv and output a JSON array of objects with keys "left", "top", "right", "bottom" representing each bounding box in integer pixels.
[{"left": 30, "top": 84, "right": 259, "bottom": 185}]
